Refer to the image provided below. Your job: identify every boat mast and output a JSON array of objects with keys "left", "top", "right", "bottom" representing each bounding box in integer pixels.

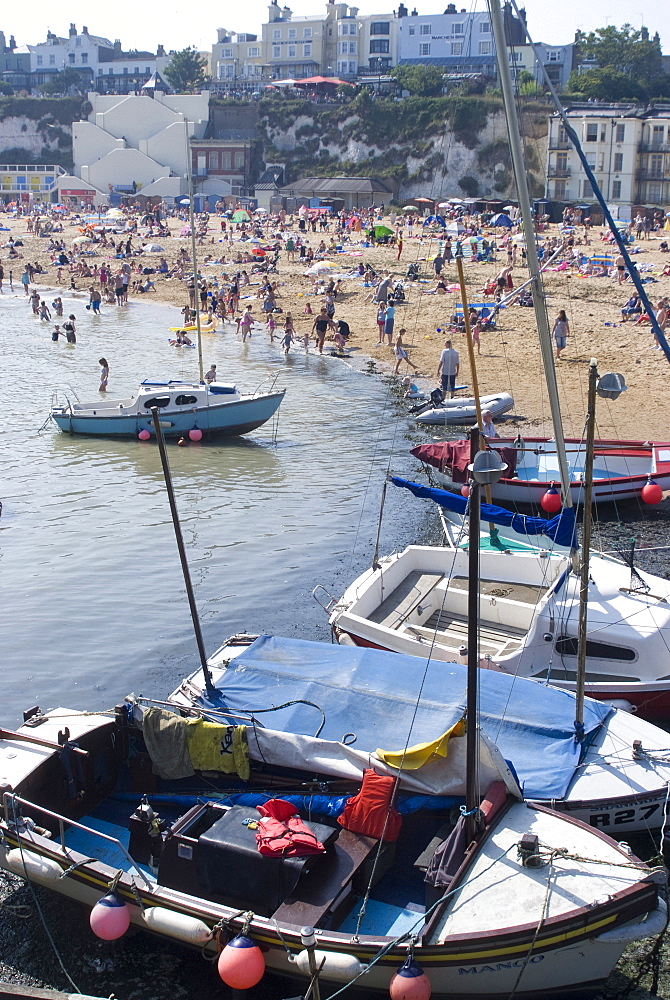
[
  {"left": 184, "top": 118, "right": 204, "bottom": 383},
  {"left": 574, "top": 361, "right": 597, "bottom": 737},
  {"left": 488, "top": 0, "right": 573, "bottom": 509},
  {"left": 465, "top": 425, "right": 481, "bottom": 842}
]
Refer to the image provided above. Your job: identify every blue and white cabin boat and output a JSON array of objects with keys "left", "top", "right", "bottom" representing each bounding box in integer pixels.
[{"left": 50, "top": 378, "right": 285, "bottom": 438}]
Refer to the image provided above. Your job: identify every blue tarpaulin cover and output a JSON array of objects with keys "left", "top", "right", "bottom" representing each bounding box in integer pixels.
[
  {"left": 391, "top": 476, "right": 578, "bottom": 549},
  {"left": 195, "top": 636, "right": 610, "bottom": 800}
]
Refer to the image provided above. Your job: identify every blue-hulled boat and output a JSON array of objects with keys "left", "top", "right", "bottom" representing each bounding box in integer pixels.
[{"left": 50, "top": 377, "right": 285, "bottom": 438}]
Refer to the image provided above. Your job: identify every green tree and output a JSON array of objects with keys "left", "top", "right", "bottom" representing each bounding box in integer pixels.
[
  {"left": 391, "top": 65, "right": 444, "bottom": 97},
  {"left": 567, "top": 67, "right": 648, "bottom": 101},
  {"left": 575, "top": 24, "right": 662, "bottom": 84},
  {"left": 39, "top": 68, "right": 85, "bottom": 96},
  {"left": 163, "top": 47, "right": 209, "bottom": 93}
]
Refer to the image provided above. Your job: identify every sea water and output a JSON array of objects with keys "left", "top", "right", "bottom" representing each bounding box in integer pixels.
[{"left": 0, "top": 292, "right": 428, "bottom": 724}]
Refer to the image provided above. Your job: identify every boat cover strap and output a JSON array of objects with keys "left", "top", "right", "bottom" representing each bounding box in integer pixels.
[{"left": 391, "top": 477, "right": 577, "bottom": 549}]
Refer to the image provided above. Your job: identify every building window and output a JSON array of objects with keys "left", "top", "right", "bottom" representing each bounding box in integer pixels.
[
  {"left": 648, "top": 182, "right": 662, "bottom": 203},
  {"left": 248, "top": 47, "right": 260, "bottom": 57},
  {"left": 272, "top": 45, "right": 281, "bottom": 58},
  {"left": 370, "top": 22, "right": 390, "bottom": 34},
  {"left": 554, "top": 179, "right": 566, "bottom": 198},
  {"left": 98, "top": 67, "right": 103, "bottom": 74},
  {"left": 221, "top": 151, "right": 232, "bottom": 169},
  {"left": 585, "top": 123, "right": 598, "bottom": 142},
  {"left": 649, "top": 153, "right": 663, "bottom": 178},
  {"left": 288, "top": 45, "right": 296, "bottom": 57},
  {"left": 612, "top": 180, "right": 621, "bottom": 199},
  {"left": 37, "top": 55, "right": 43, "bottom": 65},
  {"left": 585, "top": 152, "right": 596, "bottom": 168},
  {"left": 80, "top": 53, "right": 88, "bottom": 63},
  {"left": 288, "top": 28, "right": 297, "bottom": 39},
  {"left": 340, "top": 23, "right": 349, "bottom": 34},
  {"left": 419, "top": 43, "right": 431, "bottom": 56},
  {"left": 556, "top": 152, "right": 568, "bottom": 171},
  {"left": 452, "top": 23, "right": 464, "bottom": 35},
  {"left": 303, "top": 44, "right": 311, "bottom": 56},
  {"left": 49, "top": 54, "right": 56, "bottom": 64},
  {"left": 509, "top": 52, "right": 521, "bottom": 62},
  {"left": 613, "top": 123, "right": 625, "bottom": 143},
  {"left": 582, "top": 178, "right": 594, "bottom": 197},
  {"left": 480, "top": 20, "right": 490, "bottom": 32},
  {"left": 123, "top": 67, "right": 128, "bottom": 74},
  {"left": 349, "top": 60, "right": 357, "bottom": 73},
  {"left": 303, "top": 27, "right": 312, "bottom": 38},
  {"left": 209, "top": 152, "right": 219, "bottom": 169},
  {"left": 349, "top": 24, "right": 356, "bottom": 35},
  {"left": 134, "top": 65, "right": 139, "bottom": 73},
  {"left": 451, "top": 42, "right": 462, "bottom": 55},
  {"left": 420, "top": 24, "right": 431, "bottom": 34},
  {"left": 479, "top": 41, "right": 491, "bottom": 55},
  {"left": 108, "top": 68, "right": 113, "bottom": 74},
  {"left": 223, "top": 48, "right": 233, "bottom": 58},
  {"left": 408, "top": 25, "right": 415, "bottom": 35},
  {"left": 145, "top": 66, "right": 150, "bottom": 73},
  {"left": 349, "top": 40, "right": 356, "bottom": 53},
  {"left": 75, "top": 37, "right": 81, "bottom": 47},
  {"left": 68, "top": 53, "right": 76, "bottom": 64},
  {"left": 370, "top": 39, "right": 390, "bottom": 53},
  {"left": 273, "top": 29, "right": 281, "bottom": 40},
  {"left": 234, "top": 151, "right": 245, "bottom": 169},
  {"left": 613, "top": 152, "right": 623, "bottom": 172}
]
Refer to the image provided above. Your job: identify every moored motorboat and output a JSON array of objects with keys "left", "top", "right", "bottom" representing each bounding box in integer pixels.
[
  {"left": 0, "top": 673, "right": 665, "bottom": 999},
  {"left": 49, "top": 377, "right": 285, "bottom": 439},
  {"left": 411, "top": 437, "right": 670, "bottom": 505},
  {"left": 325, "top": 479, "right": 670, "bottom": 720},
  {"left": 415, "top": 392, "right": 514, "bottom": 426}
]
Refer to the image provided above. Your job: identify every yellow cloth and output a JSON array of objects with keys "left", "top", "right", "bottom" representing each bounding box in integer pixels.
[
  {"left": 376, "top": 718, "right": 466, "bottom": 770},
  {"left": 185, "top": 721, "right": 250, "bottom": 780}
]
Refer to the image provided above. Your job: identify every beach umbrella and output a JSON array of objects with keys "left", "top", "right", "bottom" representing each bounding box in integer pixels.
[
  {"left": 374, "top": 225, "right": 394, "bottom": 237},
  {"left": 143, "top": 244, "right": 165, "bottom": 253},
  {"left": 232, "top": 209, "right": 251, "bottom": 222},
  {"left": 413, "top": 197, "right": 433, "bottom": 204},
  {"left": 503, "top": 205, "right": 516, "bottom": 212},
  {"left": 256, "top": 206, "right": 269, "bottom": 213},
  {"left": 447, "top": 197, "right": 463, "bottom": 203},
  {"left": 402, "top": 205, "right": 415, "bottom": 212},
  {"left": 72, "top": 236, "right": 92, "bottom": 244},
  {"left": 105, "top": 208, "right": 124, "bottom": 218}
]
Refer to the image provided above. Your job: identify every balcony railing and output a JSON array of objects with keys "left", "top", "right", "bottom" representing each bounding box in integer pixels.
[
  {"left": 637, "top": 169, "right": 670, "bottom": 182},
  {"left": 638, "top": 142, "right": 670, "bottom": 153},
  {"left": 547, "top": 167, "right": 571, "bottom": 178}
]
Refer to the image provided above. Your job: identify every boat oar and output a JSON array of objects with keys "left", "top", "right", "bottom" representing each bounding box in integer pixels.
[{"left": 150, "top": 408, "right": 216, "bottom": 698}]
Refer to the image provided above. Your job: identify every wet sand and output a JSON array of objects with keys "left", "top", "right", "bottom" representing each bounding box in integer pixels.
[{"left": 3, "top": 212, "right": 670, "bottom": 440}]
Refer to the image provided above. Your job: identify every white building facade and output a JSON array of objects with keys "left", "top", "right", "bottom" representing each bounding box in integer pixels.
[{"left": 545, "top": 105, "right": 670, "bottom": 213}]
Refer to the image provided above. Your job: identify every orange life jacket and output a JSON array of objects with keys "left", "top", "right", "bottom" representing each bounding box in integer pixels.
[
  {"left": 338, "top": 769, "right": 402, "bottom": 842},
  {"left": 255, "top": 798, "right": 326, "bottom": 857}
]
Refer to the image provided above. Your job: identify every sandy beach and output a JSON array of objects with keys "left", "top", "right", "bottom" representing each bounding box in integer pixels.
[{"left": 3, "top": 211, "right": 670, "bottom": 441}]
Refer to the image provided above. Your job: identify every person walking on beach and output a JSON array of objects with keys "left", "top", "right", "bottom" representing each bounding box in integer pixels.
[
  {"left": 89, "top": 285, "right": 102, "bottom": 314},
  {"left": 39, "top": 300, "right": 51, "bottom": 322},
  {"left": 396, "top": 234, "right": 403, "bottom": 261},
  {"left": 98, "top": 358, "right": 109, "bottom": 392},
  {"left": 376, "top": 303, "right": 387, "bottom": 345},
  {"left": 281, "top": 327, "right": 294, "bottom": 355},
  {"left": 393, "top": 329, "right": 419, "bottom": 375},
  {"left": 21, "top": 266, "right": 30, "bottom": 296},
  {"left": 384, "top": 302, "right": 395, "bottom": 346},
  {"left": 51, "top": 324, "right": 64, "bottom": 342},
  {"left": 240, "top": 306, "right": 254, "bottom": 342},
  {"left": 437, "top": 339, "right": 460, "bottom": 398},
  {"left": 312, "top": 307, "right": 335, "bottom": 354},
  {"left": 30, "top": 289, "right": 41, "bottom": 315},
  {"left": 552, "top": 309, "right": 570, "bottom": 359}
]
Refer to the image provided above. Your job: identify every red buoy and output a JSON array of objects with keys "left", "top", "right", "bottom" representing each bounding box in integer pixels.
[
  {"left": 540, "top": 484, "right": 562, "bottom": 513},
  {"left": 641, "top": 478, "right": 663, "bottom": 505},
  {"left": 389, "top": 957, "right": 432, "bottom": 1000},
  {"left": 89, "top": 890, "right": 130, "bottom": 940},
  {"left": 217, "top": 933, "right": 266, "bottom": 989},
  {"left": 460, "top": 484, "right": 470, "bottom": 498}
]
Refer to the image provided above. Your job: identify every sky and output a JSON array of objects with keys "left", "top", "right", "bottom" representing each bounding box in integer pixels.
[{"left": 4, "top": 0, "right": 669, "bottom": 55}]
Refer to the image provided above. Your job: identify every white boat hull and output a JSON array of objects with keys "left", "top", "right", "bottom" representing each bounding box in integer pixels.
[{"left": 416, "top": 393, "right": 514, "bottom": 426}]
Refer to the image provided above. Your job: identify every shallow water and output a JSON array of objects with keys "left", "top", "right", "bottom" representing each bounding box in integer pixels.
[{"left": 0, "top": 292, "right": 427, "bottom": 725}]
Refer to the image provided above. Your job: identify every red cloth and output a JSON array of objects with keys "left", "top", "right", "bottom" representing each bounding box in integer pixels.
[
  {"left": 255, "top": 798, "right": 326, "bottom": 857},
  {"left": 338, "top": 769, "right": 402, "bottom": 842},
  {"left": 411, "top": 442, "right": 517, "bottom": 484}
]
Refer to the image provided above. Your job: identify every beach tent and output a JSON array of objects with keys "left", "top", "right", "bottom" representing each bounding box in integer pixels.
[
  {"left": 489, "top": 213, "right": 513, "bottom": 227},
  {"left": 445, "top": 221, "right": 466, "bottom": 235},
  {"left": 422, "top": 215, "right": 446, "bottom": 227},
  {"left": 374, "top": 225, "right": 394, "bottom": 237},
  {"left": 232, "top": 209, "right": 251, "bottom": 222}
]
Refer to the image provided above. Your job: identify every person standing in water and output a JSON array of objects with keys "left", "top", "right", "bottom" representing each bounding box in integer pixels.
[
  {"left": 63, "top": 315, "right": 76, "bottom": 344},
  {"left": 98, "top": 358, "right": 109, "bottom": 392}
]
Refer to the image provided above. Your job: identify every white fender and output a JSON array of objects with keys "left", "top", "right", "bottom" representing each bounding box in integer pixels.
[
  {"left": 5, "top": 849, "right": 63, "bottom": 881},
  {"left": 295, "top": 949, "right": 364, "bottom": 981},
  {"left": 141, "top": 906, "right": 212, "bottom": 945},
  {"left": 595, "top": 898, "right": 668, "bottom": 944}
]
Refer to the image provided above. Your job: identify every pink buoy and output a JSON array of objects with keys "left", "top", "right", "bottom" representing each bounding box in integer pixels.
[
  {"left": 188, "top": 428, "right": 203, "bottom": 442},
  {"left": 138, "top": 429, "right": 151, "bottom": 441},
  {"left": 641, "top": 478, "right": 663, "bottom": 505},
  {"left": 217, "top": 933, "right": 266, "bottom": 989},
  {"left": 460, "top": 484, "right": 470, "bottom": 498},
  {"left": 389, "top": 957, "right": 432, "bottom": 1000},
  {"left": 89, "top": 890, "right": 130, "bottom": 940},
  {"left": 540, "top": 484, "right": 562, "bottom": 514}
]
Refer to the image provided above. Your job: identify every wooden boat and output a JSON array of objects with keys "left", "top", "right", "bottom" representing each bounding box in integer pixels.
[
  {"left": 0, "top": 660, "right": 665, "bottom": 1000},
  {"left": 415, "top": 392, "right": 514, "bottom": 426},
  {"left": 170, "top": 634, "right": 670, "bottom": 836},
  {"left": 411, "top": 437, "right": 670, "bottom": 505},
  {"left": 325, "top": 480, "right": 670, "bottom": 720},
  {"left": 50, "top": 378, "right": 285, "bottom": 439}
]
